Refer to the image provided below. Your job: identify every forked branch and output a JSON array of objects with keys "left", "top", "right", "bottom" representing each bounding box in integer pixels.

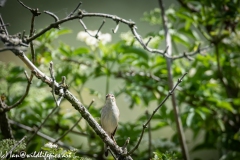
[{"left": 125, "top": 73, "right": 187, "bottom": 156}]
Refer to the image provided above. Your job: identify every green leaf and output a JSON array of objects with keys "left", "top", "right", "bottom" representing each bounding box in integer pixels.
[
  {"left": 217, "top": 101, "right": 236, "bottom": 113},
  {"left": 73, "top": 47, "right": 90, "bottom": 55},
  {"left": 186, "top": 110, "right": 195, "bottom": 127},
  {"left": 217, "top": 119, "right": 225, "bottom": 131},
  {"left": 120, "top": 45, "right": 149, "bottom": 60}
]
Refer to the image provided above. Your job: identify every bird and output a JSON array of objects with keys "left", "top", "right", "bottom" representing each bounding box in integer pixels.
[{"left": 101, "top": 93, "right": 120, "bottom": 156}]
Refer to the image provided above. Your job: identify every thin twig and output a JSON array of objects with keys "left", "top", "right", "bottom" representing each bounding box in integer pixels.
[
  {"left": 44, "top": 11, "right": 60, "bottom": 29},
  {"left": 62, "top": 57, "right": 92, "bottom": 67},
  {"left": 68, "top": 130, "right": 88, "bottom": 136},
  {"left": 24, "top": 10, "right": 210, "bottom": 60},
  {"left": 78, "top": 19, "right": 95, "bottom": 37},
  {"left": 6, "top": 72, "right": 33, "bottom": 111},
  {"left": 9, "top": 120, "right": 74, "bottom": 149},
  {"left": 145, "top": 37, "right": 152, "bottom": 47},
  {"left": 27, "top": 105, "right": 59, "bottom": 144},
  {"left": 54, "top": 99, "right": 95, "bottom": 142},
  {"left": 26, "top": 71, "right": 61, "bottom": 146},
  {"left": 95, "top": 19, "right": 105, "bottom": 38},
  {"left": 0, "top": 14, "right": 8, "bottom": 35},
  {"left": 8, "top": 119, "right": 94, "bottom": 157},
  {"left": 17, "top": 0, "right": 32, "bottom": 11},
  {"left": 44, "top": 11, "right": 59, "bottom": 22},
  {"left": 122, "top": 137, "right": 130, "bottom": 154},
  {"left": 108, "top": 148, "right": 117, "bottom": 160},
  {"left": 0, "top": 98, "right": 13, "bottom": 138},
  {"left": 67, "top": 1, "right": 82, "bottom": 17},
  {"left": 125, "top": 73, "right": 187, "bottom": 156},
  {"left": 49, "top": 61, "right": 59, "bottom": 105},
  {"left": 79, "top": 19, "right": 105, "bottom": 39},
  {"left": 17, "top": 0, "right": 41, "bottom": 16},
  {"left": 6, "top": 136, "right": 27, "bottom": 158},
  {"left": 172, "top": 44, "right": 212, "bottom": 60},
  {"left": 112, "top": 20, "right": 119, "bottom": 33},
  {"left": 145, "top": 111, "right": 152, "bottom": 159}
]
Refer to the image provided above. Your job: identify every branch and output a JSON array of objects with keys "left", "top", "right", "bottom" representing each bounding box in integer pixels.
[
  {"left": 27, "top": 104, "right": 59, "bottom": 144},
  {"left": 8, "top": 119, "right": 94, "bottom": 157},
  {"left": 17, "top": 0, "right": 41, "bottom": 17},
  {"left": 172, "top": 44, "right": 212, "bottom": 60},
  {"left": 44, "top": 11, "right": 59, "bottom": 22},
  {"left": 21, "top": 7, "right": 209, "bottom": 59},
  {"left": 2, "top": 45, "right": 132, "bottom": 159},
  {"left": 158, "top": 0, "right": 190, "bottom": 160},
  {"left": 0, "top": 14, "right": 8, "bottom": 35},
  {"left": 145, "top": 111, "right": 152, "bottom": 159},
  {"left": 27, "top": 62, "right": 65, "bottom": 144},
  {"left": 44, "top": 11, "right": 60, "bottom": 29},
  {"left": 49, "top": 61, "right": 59, "bottom": 106},
  {"left": 112, "top": 20, "right": 120, "bottom": 33},
  {"left": 67, "top": 1, "right": 82, "bottom": 17},
  {"left": 62, "top": 57, "right": 92, "bottom": 67},
  {"left": 79, "top": 19, "right": 106, "bottom": 38},
  {"left": 0, "top": 96, "right": 13, "bottom": 139},
  {"left": 6, "top": 136, "right": 27, "bottom": 158},
  {"left": 125, "top": 73, "right": 187, "bottom": 156},
  {"left": 22, "top": 0, "right": 41, "bottom": 64},
  {"left": 5, "top": 71, "right": 33, "bottom": 111},
  {"left": 54, "top": 99, "right": 94, "bottom": 143}
]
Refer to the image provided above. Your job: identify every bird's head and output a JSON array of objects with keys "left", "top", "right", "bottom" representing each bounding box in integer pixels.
[{"left": 105, "top": 93, "right": 116, "bottom": 104}]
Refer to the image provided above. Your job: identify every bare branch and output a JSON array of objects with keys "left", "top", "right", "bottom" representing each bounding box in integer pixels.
[
  {"left": 145, "top": 111, "right": 152, "bottom": 159},
  {"left": 54, "top": 99, "right": 95, "bottom": 143},
  {"left": 79, "top": 18, "right": 105, "bottom": 39},
  {"left": 9, "top": 120, "right": 73, "bottom": 149},
  {"left": 172, "top": 44, "right": 212, "bottom": 60},
  {"left": 27, "top": 104, "right": 59, "bottom": 144},
  {"left": 44, "top": 11, "right": 59, "bottom": 22},
  {"left": 158, "top": 0, "right": 190, "bottom": 159},
  {"left": 2, "top": 46, "right": 132, "bottom": 159},
  {"left": 0, "top": 96, "right": 13, "bottom": 139},
  {"left": 28, "top": 7, "right": 36, "bottom": 64},
  {"left": 95, "top": 19, "right": 105, "bottom": 38},
  {"left": 62, "top": 57, "right": 92, "bottom": 67},
  {"left": 49, "top": 61, "right": 59, "bottom": 105},
  {"left": 0, "top": 15, "right": 8, "bottom": 35},
  {"left": 67, "top": 1, "right": 82, "bottom": 17},
  {"left": 44, "top": 11, "right": 60, "bottom": 29},
  {"left": 112, "top": 20, "right": 119, "bottom": 33},
  {"left": 6, "top": 136, "right": 27, "bottom": 158},
  {"left": 8, "top": 119, "right": 94, "bottom": 157},
  {"left": 17, "top": 0, "right": 41, "bottom": 16},
  {"left": 145, "top": 36, "right": 152, "bottom": 47},
  {"left": 125, "top": 73, "right": 187, "bottom": 156},
  {"left": 109, "top": 149, "right": 117, "bottom": 160},
  {"left": 122, "top": 137, "right": 130, "bottom": 154},
  {"left": 23, "top": 9, "right": 210, "bottom": 60},
  {"left": 5, "top": 71, "right": 33, "bottom": 111},
  {"left": 27, "top": 69, "right": 60, "bottom": 146}
]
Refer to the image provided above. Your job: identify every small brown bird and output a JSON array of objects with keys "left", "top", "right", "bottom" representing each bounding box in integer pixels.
[{"left": 101, "top": 94, "right": 120, "bottom": 156}]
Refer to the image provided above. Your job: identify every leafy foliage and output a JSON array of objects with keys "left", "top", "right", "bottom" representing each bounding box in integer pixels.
[{"left": 0, "top": 139, "right": 26, "bottom": 153}]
